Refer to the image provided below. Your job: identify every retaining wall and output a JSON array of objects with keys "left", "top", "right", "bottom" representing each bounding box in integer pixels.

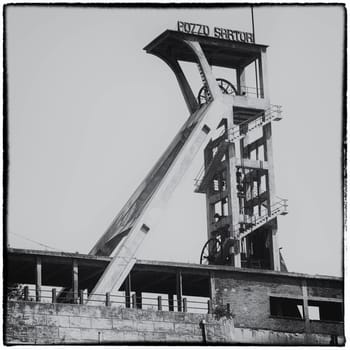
[{"left": 5, "top": 301, "right": 345, "bottom": 345}]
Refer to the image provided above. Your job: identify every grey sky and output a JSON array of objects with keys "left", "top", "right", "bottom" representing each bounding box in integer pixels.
[{"left": 7, "top": 5, "right": 344, "bottom": 277}]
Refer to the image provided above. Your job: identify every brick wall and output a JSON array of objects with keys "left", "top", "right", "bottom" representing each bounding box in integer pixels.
[
  {"left": 212, "top": 271, "right": 344, "bottom": 338},
  {"left": 5, "top": 300, "right": 345, "bottom": 345}
]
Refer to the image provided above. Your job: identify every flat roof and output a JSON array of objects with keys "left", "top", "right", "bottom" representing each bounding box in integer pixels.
[
  {"left": 7, "top": 248, "right": 343, "bottom": 281},
  {"left": 144, "top": 30, "right": 268, "bottom": 69}
]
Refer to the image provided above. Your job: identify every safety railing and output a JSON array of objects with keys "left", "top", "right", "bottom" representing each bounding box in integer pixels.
[
  {"left": 232, "top": 199, "right": 288, "bottom": 239},
  {"left": 6, "top": 286, "right": 212, "bottom": 314},
  {"left": 193, "top": 104, "right": 283, "bottom": 191},
  {"left": 226, "top": 104, "right": 282, "bottom": 143}
]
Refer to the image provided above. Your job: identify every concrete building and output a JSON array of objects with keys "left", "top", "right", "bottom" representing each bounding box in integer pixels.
[{"left": 5, "top": 25, "right": 344, "bottom": 345}]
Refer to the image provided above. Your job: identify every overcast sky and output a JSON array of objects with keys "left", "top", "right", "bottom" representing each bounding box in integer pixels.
[{"left": 6, "top": 5, "right": 344, "bottom": 277}]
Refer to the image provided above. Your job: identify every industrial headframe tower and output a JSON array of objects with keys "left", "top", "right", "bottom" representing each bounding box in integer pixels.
[{"left": 87, "top": 27, "right": 288, "bottom": 300}]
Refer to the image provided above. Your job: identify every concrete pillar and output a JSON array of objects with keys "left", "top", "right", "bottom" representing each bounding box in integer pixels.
[
  {"left": 204, "top": 145, "right": 214, "bottom": 241},
  {"left": 302, "top": 279, "right": 312, "bottom": 343},
  {"left": 72, "top": 259, "right": 78, "bottom": 303},
  {"left": 227, "top": 110, "right": 241, "bottom": 267},
  {"left": 176, "top": 271, "right": 183, "bottom": 312},
  {"left": 125, "top": 274, "right": 131, "bottom": 308},
  {"left": 271, "top": 226, "right": 280, "bottom": 271},
  {"left": 258, "top": 49, "right": 270, "bottom": 100},
  {"left": 132, "top": 293, "right": 137, "bottom": 309},
  {"left": 263, "top": 123, "right": 275, "bottom": 210},
  {"left": 263, "top": 122, "right": 280, "bottom": 271},
  {"left": 35, "top": 257, "right": 42, "bottom": 302},
  {"left": 236, "top": 67, "right": 246, "bottom": 95},
  {"left": 268, "top": 221, "right": 280, "bottom": 271}
]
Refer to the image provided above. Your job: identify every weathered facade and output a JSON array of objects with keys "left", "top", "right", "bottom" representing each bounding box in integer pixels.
[
  {"left": 5, "top": 249, "right": 344, "bottom": 344},
  {"left": 5, "top": 23, "right": 344, "bottom": 345}
]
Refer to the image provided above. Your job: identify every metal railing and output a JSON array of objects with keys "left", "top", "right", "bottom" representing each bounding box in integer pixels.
[
  {"left": 6, "top": 286, "right": 212, "bottom": 314},
  {"left": 227, "top": 104, "right": 282, "bottom": 143},
  {"left": 193, "top": 105, "right": 283, "bottom": 191},
  {"left": 232, "top": 199, "right": 288, "bottom": 239}
]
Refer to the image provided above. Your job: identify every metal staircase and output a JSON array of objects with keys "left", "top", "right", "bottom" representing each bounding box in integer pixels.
[
  {"left": 194, "top": 104, "right": 283, "bottom": 192},
  {"left": 221, "top": 199, "right": 288, "bottom": 261},
  {"left": 228, "top": 105, "right": 282, "bottom": 142},
  {"left": 233, "top": 199, "right": 288, "bottom": 240}
]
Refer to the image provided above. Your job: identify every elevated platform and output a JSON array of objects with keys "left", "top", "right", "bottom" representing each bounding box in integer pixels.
[{"left": 7, "top": 248, "right": 342, "bottom": 299}]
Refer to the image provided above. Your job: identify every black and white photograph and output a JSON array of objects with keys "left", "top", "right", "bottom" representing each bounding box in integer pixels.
[{"left": 4, "top": 3, "right": 346, "bottom": 345}]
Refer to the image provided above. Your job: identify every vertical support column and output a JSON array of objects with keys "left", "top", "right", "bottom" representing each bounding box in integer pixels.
[
  {"left": 79, "top": 290, "right": 84, "bottom": 305},
  {"left": 157, "top": 296, "right": 162, "bottom": 311},
  {"left": 263, "top": 123, "right": 275, "bottom": 210},
  {"left": 207, "top": 300, "right": 213, "bottom": 314},
  {"left": 168, "top": 294, "right": 174, "bottom": 311},
  {"left": 183, "top": 298, "right": 187, "bottom": 312},
  {"left": 136, "top": 291, "right": 142, "bottom": 309},
  {"left": 125, "top": 273, "right": 131, "bottom": 308},
  {"left": 209, "top": 271, "right": 215, "bottom": 302},
  {"left": 176, "top": 271, "right": 183, "bottom": 312},
  {"left": 23, "top": 286, "right": 29, "bottom": 301},
  {"left": 236, "top": 67, "right": 246, "bottom": 96},
  {"left": 302, "top": 279, "right": 311, "bottom": 343},
  {"left": 263, "top": 122, "right": 280, "bottom": 271},
  {"left": 227, "top": 110, "right": 241, "bottom": 267},
  {"left": 257, "top": 172, "right": 261, "bottom": 216},
  {"left": 35, "top": 257, "right": 42, "bottom": 302},
  {"left": 105, "top": 292, "right": 111, "bottom": 307},
  {"left": 204, "top": 144, "right": 214, "bottom": 242},
  {"left": 52, "top": 288, "right": 57, "bottom": 303},
  {"left": 72, "top": 259, "right": 78, "bottom": 303},
  {"left": 132, "top": 293, "right": 137, "bottom": 309},
  {"left": 258, "top": 49, "right": 270, "bottom": 100}
]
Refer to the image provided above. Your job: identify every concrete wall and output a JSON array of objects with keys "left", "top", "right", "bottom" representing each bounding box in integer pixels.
[
  {"left": 5, "top": 301, "right": 345, "bottom": 345},
  {"left": 5, "top": 301, "right": 222, "bottom": 344}
]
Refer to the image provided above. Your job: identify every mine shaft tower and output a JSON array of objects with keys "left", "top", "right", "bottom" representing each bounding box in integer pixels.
[
  {"left": 193, "top": 39, "right": 288, "bottom": 270},
  {"left": 87, "top": 27, "right": 288, "bottom": 298}
]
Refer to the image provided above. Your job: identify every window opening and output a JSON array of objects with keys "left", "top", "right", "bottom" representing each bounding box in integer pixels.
[
  {"left": 308, "top": 300, "right": 343, "bottom": 322},
  {"left": 270, "top": 297, "right": 304, "bottom": 319}
]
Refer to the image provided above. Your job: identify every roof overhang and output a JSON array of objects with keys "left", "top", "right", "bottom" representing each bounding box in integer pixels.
[{"left": 144, "top": 30, "right": 268, "bottom": 69}]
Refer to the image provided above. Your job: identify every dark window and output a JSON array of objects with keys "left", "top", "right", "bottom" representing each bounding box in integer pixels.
[
  {"left": 308, "top": 300, "right": 343, "bottom": 322},
  {"left": 270, "top": 297, "right": 304, "bottom": 319}
]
